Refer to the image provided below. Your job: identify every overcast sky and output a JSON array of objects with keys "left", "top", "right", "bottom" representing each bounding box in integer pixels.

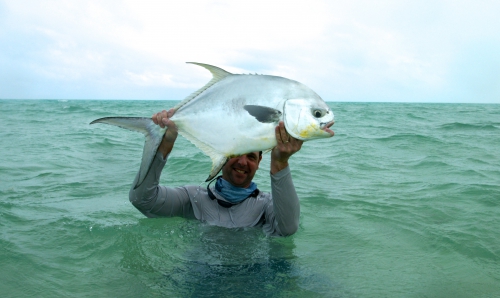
[{"left": 1, "top": 0, "right": 499, "bottom": 103}]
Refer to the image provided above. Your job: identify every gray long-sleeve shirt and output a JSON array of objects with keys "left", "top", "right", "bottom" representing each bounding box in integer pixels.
[{"left": 129, "top": 152, "right": 300, "bottom": 236}]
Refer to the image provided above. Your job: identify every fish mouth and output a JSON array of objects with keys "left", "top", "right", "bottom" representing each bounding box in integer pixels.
[{"left": 320, "top": 121, "right": 335, "bottom": 136}]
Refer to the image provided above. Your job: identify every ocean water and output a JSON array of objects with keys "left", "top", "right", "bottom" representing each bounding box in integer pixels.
[{"left": 1, "top": 99, "right": 499, "bottom": 297}]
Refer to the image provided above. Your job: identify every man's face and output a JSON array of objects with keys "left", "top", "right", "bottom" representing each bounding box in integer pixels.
[{"left": 221, "top": 152, "right": 262, "bottom": 188}]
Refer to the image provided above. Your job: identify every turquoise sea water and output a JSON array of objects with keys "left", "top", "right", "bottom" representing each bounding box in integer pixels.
[{"left": 1, "top": 99, "right": 499, "bottom": 297}]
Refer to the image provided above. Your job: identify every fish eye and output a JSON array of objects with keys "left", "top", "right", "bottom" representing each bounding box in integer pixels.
[{"left": 312, "top": 109, "right": 325, "bottom": 118}]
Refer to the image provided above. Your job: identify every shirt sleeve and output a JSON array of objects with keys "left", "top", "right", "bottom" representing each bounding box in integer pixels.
[
  {"left": 267, "top": 166, "right": 300, "bottom": 236},
  {"left": 128, "top": 151, "right": 195, "bottom": 218}
]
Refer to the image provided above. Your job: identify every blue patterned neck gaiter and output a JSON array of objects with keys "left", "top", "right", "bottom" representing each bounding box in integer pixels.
[{"left": 214, "top": 177, "right": 258, "bottom": 203}]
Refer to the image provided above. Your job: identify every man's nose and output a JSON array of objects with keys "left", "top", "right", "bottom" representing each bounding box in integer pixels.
[{"left": 236, "top": 155, "right": 248, "bottom": 166}]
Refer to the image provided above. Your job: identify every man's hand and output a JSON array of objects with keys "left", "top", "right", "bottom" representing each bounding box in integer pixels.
[
  {"left": 152, "top": 109, "right": 178, "bottom": 158},
  {"left": 270, "top": 121, "right": 303, "bottom": 174}
]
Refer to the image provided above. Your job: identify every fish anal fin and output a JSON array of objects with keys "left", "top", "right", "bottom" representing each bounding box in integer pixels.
[
  {"left": 206, "top": 155, "right": 229, "bottom": 182},
  {"left": 176, "top": 129, "right": 228, "bottom": 182},
  {"left": 244, "top": 105, "right": 282, "bottom": 123},
  {"left": 262, "top": 148, "right": 273, "bottom": 155}
]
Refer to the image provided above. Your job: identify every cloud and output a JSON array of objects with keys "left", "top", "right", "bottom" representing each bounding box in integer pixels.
[{"left": 0, "top": 0, "right": 499, "bottom": 103}]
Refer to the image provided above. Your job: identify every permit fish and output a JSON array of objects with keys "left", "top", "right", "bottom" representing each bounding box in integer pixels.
[{"left": 91, "top": 62, "right": 334, "bottom": 184}]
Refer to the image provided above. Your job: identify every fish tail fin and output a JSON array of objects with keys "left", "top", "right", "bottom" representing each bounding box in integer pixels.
[{"left": 90, "top": 117, "right": 166, "bottom": 186}]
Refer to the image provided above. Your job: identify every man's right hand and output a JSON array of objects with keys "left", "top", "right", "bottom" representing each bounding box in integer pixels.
[{"left": 152, "top": 108, "right": 178, "bottom": 158}]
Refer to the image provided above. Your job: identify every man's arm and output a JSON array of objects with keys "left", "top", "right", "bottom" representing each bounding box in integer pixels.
[
  {"left": 129, "top": 109, "right": 194, "bottom": 218},
  {"left": 268, "top": 121, "right": 303, "bottom": 236}
]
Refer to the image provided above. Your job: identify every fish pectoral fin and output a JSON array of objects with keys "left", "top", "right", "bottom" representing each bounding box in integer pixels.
[
  {"left": 243, "top": 105, "right": 282, "bottom": 123},
  {"left": 206, "top": 155, "right": 229, "bottom": 182}
]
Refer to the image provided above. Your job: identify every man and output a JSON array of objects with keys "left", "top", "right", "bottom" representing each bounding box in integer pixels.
[{"left": 129, "top": 108, "right": 304, "bottom": 236}]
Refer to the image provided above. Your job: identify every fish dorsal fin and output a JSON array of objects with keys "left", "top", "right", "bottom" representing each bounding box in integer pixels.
[{"left": 173, "top": 62, "right": 233, "bottom": 111}]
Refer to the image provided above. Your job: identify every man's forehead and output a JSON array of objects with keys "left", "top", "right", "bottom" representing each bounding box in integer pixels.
[
  {"left": 246, "top": 151, "right": 262, "bottom": 157},
  {"left": 230, "top": 151, "right": 261, "bottom": 159}
]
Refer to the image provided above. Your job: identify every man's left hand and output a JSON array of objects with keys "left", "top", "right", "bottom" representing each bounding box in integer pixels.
[{"left": 270, "top": 121, "right": 303, "bottom": 174}]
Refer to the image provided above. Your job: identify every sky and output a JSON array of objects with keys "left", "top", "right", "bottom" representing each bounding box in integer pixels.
[{"left": 0, "top": 0, "right": 499, "bottom": 103}]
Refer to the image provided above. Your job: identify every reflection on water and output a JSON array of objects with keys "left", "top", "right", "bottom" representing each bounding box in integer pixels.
[
  {"left": 167, "top": 257, "right": 298, "bottom": 297},
  {"left": 119, "top": 219, "right": 337, "bottom": 297}
]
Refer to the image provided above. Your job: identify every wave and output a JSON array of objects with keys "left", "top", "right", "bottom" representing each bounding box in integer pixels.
[
  {"left": 439, "top": 122, "right": 499, "bottom": 131},
  {"left": 405, "top": 112, "right": 427, "bottom": 120},
  {"left": 366, "top": 133, "right": 444, "bottom": 145}
]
